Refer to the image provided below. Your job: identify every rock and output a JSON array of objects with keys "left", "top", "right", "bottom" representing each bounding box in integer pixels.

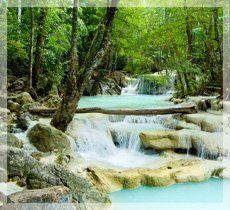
[
  {"left": 16, "top": 178, "right": 27, "bottom": 187},
  {"left": 7, "top": 147, "right": 110, "bottom": 203},
  {"left": 196, "top": 99, "right": 208, "bottom": 111},
  {"left": 7, "top": 100, "right": 20, "bottom": 113},
  {"left": 14, "top": 92, "right": 34, "bottom": 105},
  {"left": 28, "top": 123, "right": 71, "bottom": 152},
  {"left": 8, "top": 76, "right": 27, "bottom": 92},
  {"left": 21, "top": 102, "right": 46, "bottom": 113},
  {"left": 88, "top": 159, "right": 223, "bottom": 193},
  {"left": 140, "top": 129, "right": 227, "bottom": 159},
  {"left": 7, "top": 133, "right": 23, "bottom": 148},
  {"left": 7, "top": 147, "right": 39, "bottom": 178},
  {"left": 140, "top": 130, "right": 192, "bottom": 150},
  {"left": 0, "top": 168, "right": 7, "bottom": 182},
  {"left": 191, "top": 132, "right": 226, "bottom": 158},
  {"left": 8, "top": 186, "right": 72, "bottom": 203},
  {"left": 30, "top": 151, "right": 46, "bottom": 161},
  {"left": 210, "top": 99, "right": 223, "bottom": 111},
  {"left": 170, "top": 98, "right": 184, "bottom": 104},
  {"left": 17, "top": 112, "right": 33, "bottom": 130},
  {"left": 184, "top": 96, "right": 222, "bottom": 111},
  {"left": 163, "top": 117, "right": 200, "bottom": 130},
  {"left": 181, "top": 113, "right": 223, "bottom": 132}
]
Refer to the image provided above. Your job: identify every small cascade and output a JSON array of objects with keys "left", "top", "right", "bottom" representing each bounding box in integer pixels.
[
  {"left": 113, "top": 131, "right": 141, "bottom": 150},
  {"left": 121, "top": 71, "right": 176, "bottom": 95},
  {"left": 67, "top": 116, "right": 117, "bottom": 158},
  {"left": 67, "top": 114, "right": 169, "bottom": 168},
  {"left": 121, "top": 78, "right": 139, "bottom": 95}
]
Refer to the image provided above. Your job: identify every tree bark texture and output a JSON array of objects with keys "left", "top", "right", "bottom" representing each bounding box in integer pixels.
[
  {"left": 30, "top": 105, "right": 197, "bottom": 116},
  {"left": 32, "top": 8, "right": 48, "bottom": 90},
  {"left": 29, "top": 8, "right": 34, "bottom": 90},
  {"left": 51, "top": 0, "right": 119, "bottom": 132}
]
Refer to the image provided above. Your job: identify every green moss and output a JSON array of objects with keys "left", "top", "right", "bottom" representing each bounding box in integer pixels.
[{"left": 143, "top": 75, "right": 169, "bottom": 86}]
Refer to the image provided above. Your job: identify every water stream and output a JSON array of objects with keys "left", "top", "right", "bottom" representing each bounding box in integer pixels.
[{"left": 68, "top": 97, "right": 173, "bottom": 168}]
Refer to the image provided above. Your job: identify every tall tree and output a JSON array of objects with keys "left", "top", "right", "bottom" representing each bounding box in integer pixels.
[
  {"left": 32, "top": 8, "right": 48, "bottom": 91},
  {"left": 51, "top": 0, "right": 120, "bottom": 131},
  {"left": 213, "top": 7, "right": 223, "bottom": 94},
  {"left": 29, "top": 8, "right": 34, "bottom": 90}
]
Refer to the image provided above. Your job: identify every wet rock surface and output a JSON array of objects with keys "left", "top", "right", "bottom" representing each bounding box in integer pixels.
[
  {"left": 7, "top": 133, "right": 23, "bottom": 148},
  {"left": 27, "top": 123, "right": 71, "bottom": 153},
  {"left": 8, "top": 186, "right": 72, "bottom": 203},
  {"left": 140, "top": 129, "right": 226, "bottom": 158},
  {"left": 88, "top": 158, "right": 224, "bottom": 193},
  {"left": 7, "top": 147, "right": 110, "bottom": 203}
]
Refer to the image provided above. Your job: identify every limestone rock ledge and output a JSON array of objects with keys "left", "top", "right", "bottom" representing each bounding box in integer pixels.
[
  {"left": 88, "top": 158, "right": 224, "bottom": 193},
  {"left": 178, "top": 113, "right": 223, "bottom": 133},
  {"left": 139, "top": 129, "right": 227, "bottom": 158}
]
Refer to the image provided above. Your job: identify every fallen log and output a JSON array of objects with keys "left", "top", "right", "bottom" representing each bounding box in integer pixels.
[{"left": 28, "top": 105, "right": 197, "bottom": 116}]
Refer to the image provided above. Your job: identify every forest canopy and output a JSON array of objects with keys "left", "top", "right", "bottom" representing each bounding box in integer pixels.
[{"left": 7, "top": 6, "right": 223, "bottom": 99}]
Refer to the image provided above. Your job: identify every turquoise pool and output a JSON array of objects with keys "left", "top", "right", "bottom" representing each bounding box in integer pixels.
[
  {"left": 110, "top": 179, "right": 224, "bottom": 203},
  {"left": 78, "top": 95, "right": 173, "bottom": 109}
]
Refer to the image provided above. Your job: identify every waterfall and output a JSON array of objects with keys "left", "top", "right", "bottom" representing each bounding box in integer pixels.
[
  {"left": 121, "top": 71, "right": 176, "bottom": 95},
  {"left": 66, "top": 114, "right": 167, "bottom": 168},
  {"left": 121, "top": 78, "right": 139, "bottom": 95}
]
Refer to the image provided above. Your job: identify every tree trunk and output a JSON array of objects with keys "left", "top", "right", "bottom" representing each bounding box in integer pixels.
[
  {"left": 213, "top": 7, "right": 223, "bottom": 66},
  {"left": 213, "top": 7, "right": 223, "bottom": 95},
  {"left": 51, "top": 0, "right": 119, "bottom": 132},
  {"left": 30, "top": 106, "right": 197, "bottom": 116},
  {"left": 204, "top": 13, "right": 215, "bottom": 81},
  {"left": 176, "top": 71, "right": 185, "bottom": 98},
  {"left": 50, "top": 0, "right": 79, "bottom": 132},
  {"left": 32, "top": 8, "right": 48, "bottom": 90},
  {"left": 185, "top": 10, "right": 195, "bottom": 63},
  {"left": 29, "top": 8, "right": 34, "bottom": 90},
  {"left": 184, "top": 7, "right": 195, "bottom": 94}
]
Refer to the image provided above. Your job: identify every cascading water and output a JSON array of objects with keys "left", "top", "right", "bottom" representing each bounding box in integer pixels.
[
  {"left": 121, "top": 71, "right": 176, "bottom": 96},
  {"left": 121, "top": 78, "right": 139, "bottom": 95},
  {"left": 67, "top": 113, "right": 171, "bottom": 168}
]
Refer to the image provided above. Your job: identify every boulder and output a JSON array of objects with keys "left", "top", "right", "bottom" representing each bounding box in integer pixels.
[
  {"left": 17, "top": 112, "right": 33, "bottom": 130},
  {"left": 181, "top": 113, "right": 223, "bottom": 132},
  {"left": 8, "top": 186, "right": 72, "bottom": 203},
  {"left": 7, "top": 147, "right": 110, "bottom": 203},
  {"left": 7, "top": 101, "right": 20, "bottom": 113},
  {"left": 163, "top": 117, "right": 200, "bottom": 130},
  {"left": 210, "top": 99, "right": 223, "bottom": 111},
  {"left": 140, "top": 130, "right": 192, "bottom": 150},
  {"left": 7, "top": 147, "right": 38, "bottom": 178},
  {"left": 27, "top": 123, "right": 71, "bottom": 152},
  {"left": 14, "top": 92, "right": 34, "bottom": 105},
  {"left": 7, "top": 133, "right": 23, "bottom": 148},
  {"left": 191, "top": 132, "right": 225, "bottom": 158}
]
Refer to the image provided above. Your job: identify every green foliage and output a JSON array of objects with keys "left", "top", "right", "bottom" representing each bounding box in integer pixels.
[
  {"left": 7, "top": 6, "right": 223, "bottom": 97},
  {"left": 143, "top": 75, "right": 169, "bottom": 86}
]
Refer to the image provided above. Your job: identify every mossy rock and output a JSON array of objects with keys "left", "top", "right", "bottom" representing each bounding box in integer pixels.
[{"left": 27, "top": 123, "right": 71, "bottom": 153}]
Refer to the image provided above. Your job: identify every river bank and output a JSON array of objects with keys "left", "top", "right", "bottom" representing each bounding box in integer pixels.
[{"left": 1, "top": 90, "right": 229, "bottom": 208}]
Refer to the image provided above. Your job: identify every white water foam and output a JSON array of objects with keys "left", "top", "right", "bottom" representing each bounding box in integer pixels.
[{"left": 66, "top": 114, "right": 170, "bottom": 168}]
